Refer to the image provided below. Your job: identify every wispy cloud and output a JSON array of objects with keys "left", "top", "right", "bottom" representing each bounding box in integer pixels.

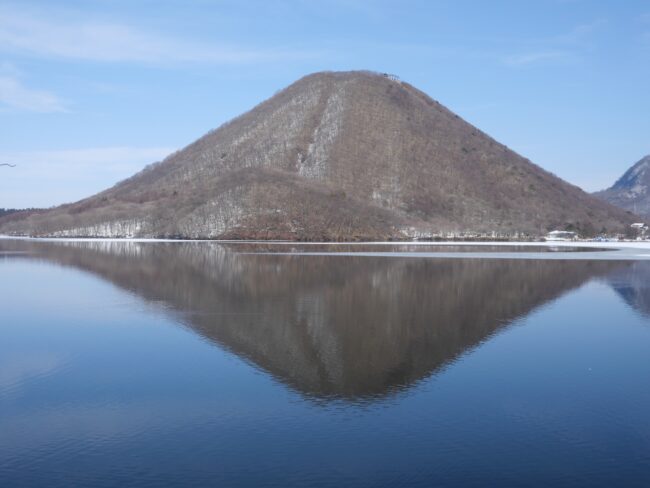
[
  {"left": 552, "top": 20, "right": 606, "bottom": 44},
  {"left": 501, "top": 20, "right": 604, "bottom": 67},
  {"left": 502, "top": 51, "right": 572, "bottom": 66},
  {"left": 0, "top": 74, "right": 66, "bottom": 112},
  {"left": 0, "top": 5, "right": 313, "bottom": 64},
  {"left": 0, "top": 146, "right": 175, "bottom": 174},
  {"left": 0, "top": 146, "right": 176, "bottom": 208}
]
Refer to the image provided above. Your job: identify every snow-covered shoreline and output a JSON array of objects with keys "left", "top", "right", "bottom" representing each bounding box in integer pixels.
[{"left": 2, "top": 235, "right": 650, "bottom": 259}]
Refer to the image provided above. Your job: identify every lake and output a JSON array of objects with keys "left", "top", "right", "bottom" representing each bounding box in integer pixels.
[{"left": 1, "top": 239, "right": 650, "bottom": 487}]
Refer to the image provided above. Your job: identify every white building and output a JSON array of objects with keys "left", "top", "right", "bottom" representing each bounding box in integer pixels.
[
  {"left": 546, "top": 230, "right": 577, "bottom": 241},
  {"left": 630, "top": 223, "right": 648, "bottom": 239}
]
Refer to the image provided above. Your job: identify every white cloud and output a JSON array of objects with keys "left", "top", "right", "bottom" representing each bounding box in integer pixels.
[
  {"left": 1, "top": 146, "right": 175, "bottom": 174},
  {"left": 502, "top": 51, "right": 572, "bottom": 66},
  {"left": 0, "top": 60, "right": 21, "bottom": 77},
  {"left": 0, "top": 146, "right": 176, "bottom": 208},
  {"left": 0, "top": 6, "right": 311, "bottom": 64},
  {"left": 552, "top": 20, "right": 606, "bottom": 44},
  {"left": 501, "top": 20, "right": 605, "bottom": 67},
  {"left": 0, "top": 75, "right": 66, "bottom": 112}
]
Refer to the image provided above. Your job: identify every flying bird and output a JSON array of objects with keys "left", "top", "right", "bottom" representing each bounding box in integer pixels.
[{"left": 0, "top": 163, "right": 16, "bottom": 167}]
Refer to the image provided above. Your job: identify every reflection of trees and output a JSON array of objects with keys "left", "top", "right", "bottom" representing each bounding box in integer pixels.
[{"left": 2, "top": 240, "right": 627, "bottom": 401}]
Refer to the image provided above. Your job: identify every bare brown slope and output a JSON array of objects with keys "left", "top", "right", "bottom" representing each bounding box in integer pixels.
[{"left": 0, "top": 70, "right": 634, "bottom": 238}]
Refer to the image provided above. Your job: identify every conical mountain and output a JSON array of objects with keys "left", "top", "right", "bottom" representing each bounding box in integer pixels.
[
  {"left": 0, "top": 70, "right": 634, "bottom": 239},
  {"left": 594, "top": 155, "right": 650, "bottom": 218}
]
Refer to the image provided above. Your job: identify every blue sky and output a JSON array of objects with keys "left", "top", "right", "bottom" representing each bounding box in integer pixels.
[{"left": 1, "top": 0, "right": 649, "bottom": 208}]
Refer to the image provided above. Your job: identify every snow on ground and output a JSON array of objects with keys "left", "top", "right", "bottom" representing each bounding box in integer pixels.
[{"left": 2, "top": 235, "right": 650, "bottom": 260}]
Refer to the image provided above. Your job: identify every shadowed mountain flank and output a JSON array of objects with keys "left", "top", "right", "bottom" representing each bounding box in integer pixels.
[
  {"left": 594, "top": 155, "right": 650, "bottom": 219},
  {"left": 2, "top": 240, "right": 627, "bottom": 401},
  {"left": 0, "top": 71, "right": 633, "bottom": 239}
]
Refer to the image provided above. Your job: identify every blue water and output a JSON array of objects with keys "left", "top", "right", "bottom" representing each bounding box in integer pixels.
[{"left": 1, "top": 241, "right": 649, "bottom": 487}]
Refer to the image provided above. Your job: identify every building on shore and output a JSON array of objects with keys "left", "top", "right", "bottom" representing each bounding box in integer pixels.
[{"left": 545, "top": 230, "right": 578, "bottom": 241}]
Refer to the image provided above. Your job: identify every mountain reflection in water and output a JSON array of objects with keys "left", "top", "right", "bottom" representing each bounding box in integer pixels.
[
  {"left": 607, "top": 261, "right": 650, "bottom": 319},
  {"left": 1, "top": 240, "right": 631, "bottom": 401}
]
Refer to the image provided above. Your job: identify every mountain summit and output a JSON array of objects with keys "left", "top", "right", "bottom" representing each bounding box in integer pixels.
[
  {"left": 594, "top": 155, "right": 650, "bottom": 218},
  {"left": 0, "top": 71, "right": 634, "bottom": 239}
]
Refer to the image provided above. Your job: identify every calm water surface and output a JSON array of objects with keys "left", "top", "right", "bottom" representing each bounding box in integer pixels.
[{"left": 1, "top": 240, "right": 649, "bottom": 487}]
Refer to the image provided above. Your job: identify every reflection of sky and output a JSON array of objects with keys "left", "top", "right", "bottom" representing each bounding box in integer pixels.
[
  {"left": 1, "top": 256, "right": 650, "bottom": 486},
  {"left": 0, "top": 258, "right": 296, "bottom": 453},
  {"left": 0, "top": 353, "right": 65, "bottom": 394}
]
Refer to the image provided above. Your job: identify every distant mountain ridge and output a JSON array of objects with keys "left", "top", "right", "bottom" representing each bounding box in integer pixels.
[
  {"left": 0, "top": 70, "right": 634, "bottom": 239},
  {"left": 594, "top": 155, "right": 650, "bottom": 219},
  {"left": 0, "top": 208, "right": 40, "bottom": 218}
]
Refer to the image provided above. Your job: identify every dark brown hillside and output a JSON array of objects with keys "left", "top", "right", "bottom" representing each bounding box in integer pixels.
[{"left": 0, "top": 70, "right": 634, "bottom": 238}]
